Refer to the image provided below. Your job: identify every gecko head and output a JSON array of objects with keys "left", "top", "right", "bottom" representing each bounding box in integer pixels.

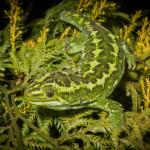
[
  {"left": 23, "top": 86, "right": 66, "bottom": 108},
  {"left": 24, "top": 86, "right": 56, "bottom": 100}
]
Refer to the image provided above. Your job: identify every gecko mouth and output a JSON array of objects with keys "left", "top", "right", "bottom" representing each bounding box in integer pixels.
[{"left": 30, "top": 100, "right": 96, "bottom": 110}]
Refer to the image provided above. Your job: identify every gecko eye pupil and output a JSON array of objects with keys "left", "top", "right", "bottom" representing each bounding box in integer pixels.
[{"left": 46, "top": 90, "right": 54, "bottom": 97}]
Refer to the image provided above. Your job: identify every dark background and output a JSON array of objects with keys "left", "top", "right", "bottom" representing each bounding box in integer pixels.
[{"left": 0, "top": 0, "right": 150, "bottom": 29}]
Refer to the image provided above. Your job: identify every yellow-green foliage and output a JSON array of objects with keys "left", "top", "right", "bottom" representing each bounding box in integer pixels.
[
  {"left": 123, "top": 12, "right": 150, "bottom": 112},
  {"left": 0, "top": 0, "right": 150, "bottom": 149}
]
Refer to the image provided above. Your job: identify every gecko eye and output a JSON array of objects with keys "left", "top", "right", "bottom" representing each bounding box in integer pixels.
[{"left": 46, "top": 90, "right": 54, "bottom": 97}]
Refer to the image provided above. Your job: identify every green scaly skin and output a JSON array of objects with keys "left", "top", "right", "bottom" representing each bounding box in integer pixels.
[{"left": 21, "top": 11, "right": 129, "bottom": 129}]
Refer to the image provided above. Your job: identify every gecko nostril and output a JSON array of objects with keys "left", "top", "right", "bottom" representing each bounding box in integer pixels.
[{"left": 46, "top": 90, "right": 54, "bottom": 97}]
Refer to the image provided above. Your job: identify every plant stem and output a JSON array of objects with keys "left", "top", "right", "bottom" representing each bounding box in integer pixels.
[{"left": 5, "top": 93, "right": 24, "bottom": 150}]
